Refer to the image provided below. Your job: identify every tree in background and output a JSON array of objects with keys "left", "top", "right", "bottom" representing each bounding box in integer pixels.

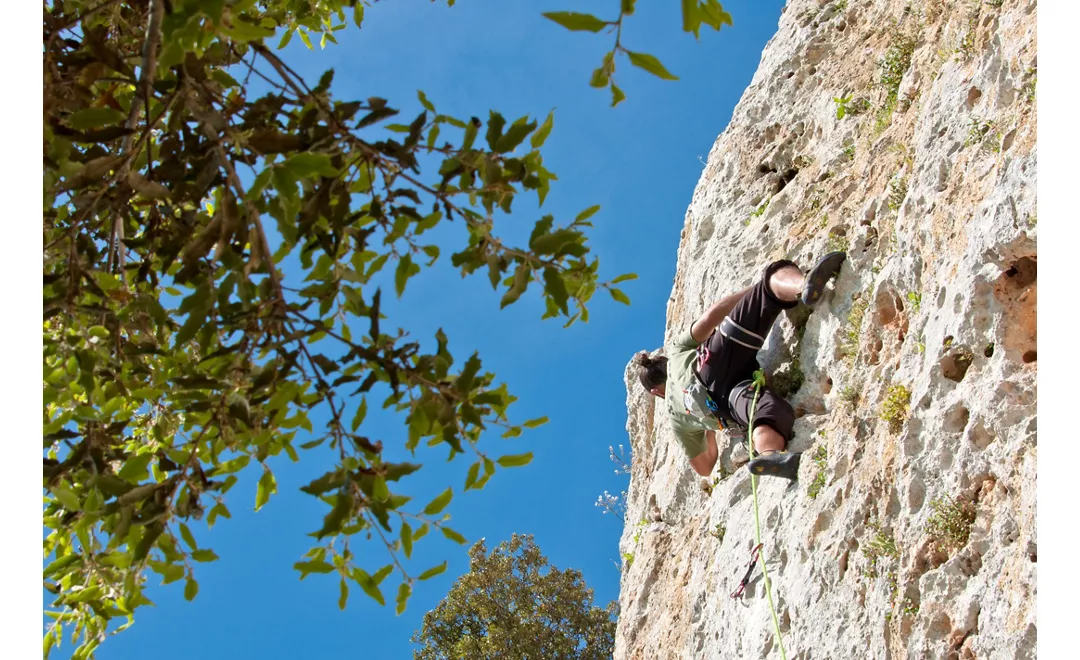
[
  {"left": 412, "top": 534, "right": 616, "bottom": 660},
  {"left": 42, "top": 0, "right": 731, "bottom": 657}
]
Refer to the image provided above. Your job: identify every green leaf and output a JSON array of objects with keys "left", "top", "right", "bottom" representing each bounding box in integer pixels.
[
  {"left": 277, "top": 28, "right": 294, "bottom": 49},
  {"left": 207, "top": 502, "right": 231, "bottom": 528},
  {"left": 255, "top": 468, "right": 277, "bottom": 511},
  {"left": 496, "top": 452, "right": 534, "bottom": 468},
  {"left": 531, "top": 111, "right": 554, "bottom": 148},
  {"left": 418, "top": 561, "right": 448, "bottom": 581},
  {"left": 396, "top": 581, "right": 412, "bottom": 615},
  {"left": 395, "top": 253, "right": 419, "bottom": 297},
  {"left": 351, "top": 397, "right": 368, "bottom": 432},
  {"left": 299, "top": 29, "right": 314, "bottom": 49},
  {"left": 501, "top": 426, "right": 522, "bottom": 439},
  {"left": 283, "top": 152, "right": 338, "bottom": 178},
  {"left": 611, "top": 84, "right": 627, "bottom": 107},
  {"left": 464, "top": 461, "right": 481, "bottom": 490},
  {"left": 417, "top": 90, "right": 435, "bottom": 112},
  {"left": 372, "top": 476, "right": 389, "bottom": 502},
  {"left": 191, "top": 549, "right": 219, "bottom": 562},
  {"left": 609, "top": 288, "right": 631, "bottom": 305},
  {"left": 184, "top": 576, "right": 199, "bottom": 601},
  {"left": 576, "top": 205, "right": 601, "bottom": 223},
  {"left": 523, "top": 417, "right": 549, "bottom": 428},
  {"left": 179, "top": 523, "right": 198, "bottom": 551},
  {"left": 373, "top": 564, "right": 394, "bottom": 584},
  {"left": 384, "top": 462, "right": 422, "bottom": 481},
  {"left": 353, "top": 1, "right": 365, "bottom": 28},
  {"left": 52, "top": 487, "right": 80, "bottom": 511},
  {"left": 160, "top": 563, "right": 186, "bottom": 585},
  {"left": 338, "top": 577, "right": 349, "bottom": 610},
  {"left": 622, "top": 0, "right": 637, "bottom": 16},
  {"left": 401, "top": 522, "right": 414, "bottom": 558},
  {"left": 224, "top": 20, "right": 276, "bottom": 43},
  {"left": 611, "top": 273, "right": 638, "bottom": 284},
  {"left": 67, "top": 107, "right": 126, "bottom": 130},
  {"left": 118, "top": 452, "right": 155, "bottom": 483},
  {"left": 627, "top": 51, "right": 679, "bottom": 80},
  {"left": 441, "top": 526, "right": 467, "bottom": 545},
  {"left": 353, "top": 569, "right": 385, "bottom": 605},
  {"left": 500, "top": 264, "right": 529, "bottom": 308},
  {"left": 423, "top": 488, "right": 453, "bottom": 515},
  {"left": 495, "top": 117, "right": 537, "bottom": 153},
  {"left": 295, "top": 560, "right": 335, "bottom": 575},
  {"left": 542, "top": 11, "right": 609, "bottom": 32}
]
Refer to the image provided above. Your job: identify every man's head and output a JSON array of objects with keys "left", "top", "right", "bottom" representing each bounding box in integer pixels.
[{"left": 634, "top": 352, "right": 667, "bottom": 398}]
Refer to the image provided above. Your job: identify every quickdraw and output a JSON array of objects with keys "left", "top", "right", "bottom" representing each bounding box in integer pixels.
[{"left": 729, "top": 543, "right": 764, "bottom": 599}]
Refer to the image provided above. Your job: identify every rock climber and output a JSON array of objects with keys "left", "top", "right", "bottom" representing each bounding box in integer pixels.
[{"left": 633, "top": 253, "right": 846, "bottom": 481}]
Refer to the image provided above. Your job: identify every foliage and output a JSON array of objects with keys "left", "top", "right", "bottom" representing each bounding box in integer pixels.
[
  {"left": 878, "top": 27, "right": 918, "bottom": 103},
  {"left": 862, "top": 520, "right": 899, "bottom": 579},
  {"left": 840, "top": 293, "right": 869, "bottom": 359},
  {"left": 41, "top": 0, "right": 726, "bottom": 656},
  {"left": 411, "top": 534, "right": 616, "bottom": 660},
  {"left": 806, "top": 445, "right": 828, "bottom": 499},
  {"left": 887, "top": 176, "right": 908, "bottom": 211},
  {"left": 746, "top": 196, "right": 770, "bottom": 225},
  {"left": 708, "top": 522, "right": 726, "bottom": 543},
  {"left": 839, "top": 383, "right": 860, "bottom": 407},
  {"left": 543, "top": 0, "right": 732, "bottom": 106},
  {"left": 925, "top": 495, "right": 976, "bottom": 554},
  {"left": 879, "top": 384, "right": 911, "bottom": 432},
  {"left": 965, "top": 117, "right": 1001, "bottom": 152},
  {"left": 906, "top": 291, "right": 922, "bottom": 315},
  {"left": 833, "top": 95, "right": 870, "bottom": 120}
]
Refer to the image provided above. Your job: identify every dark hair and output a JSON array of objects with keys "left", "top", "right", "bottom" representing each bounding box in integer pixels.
[{"left": 634, "top": 352, "right": 667, "bottom": 390}]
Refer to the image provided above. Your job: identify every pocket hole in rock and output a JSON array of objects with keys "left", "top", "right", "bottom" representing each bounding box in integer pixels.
[
  {"left": 941, "top": 348, "right": 975, "bottom": 383},
  {"left": 1022, "top": 350, "right": 1037, "bottom": 363}
]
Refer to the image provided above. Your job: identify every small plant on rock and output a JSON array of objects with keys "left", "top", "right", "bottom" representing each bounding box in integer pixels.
[
  {"left": 842, "top": 142, "right": 857, "bottom": 161},
  {"left": 925, "top": 494, "right": 976, "bottom": 554},
  {"left": 708, "top": 523, "right": 726, "bottom": 543},
  {"left": 807, "top": 446, "right": 829, "bottom": 499},
  {"left": 906, "top": 291, "right": 922, "bottom": 315},
  {"left": 1023, "top": 67, "right": 1037, "bottom": 103},
  {"left": 965, "top": 116, "right": 1001, "bottom": 152},
  {"left": 622, "top": 552, "right": 635, "bottom": 570},
  {"left": 841, "top": 294, "right": 870, "bottom": 358},
  {"left": 840, "top": 383, "right": 860, "bottom": 407},
  {"left": 747, "top": 197, "right": 771, "bottom": 225},
  {"left": 887, "top": 176, "right": 909, "bottom": 211},
  {"left": 879, "top": 28, "right": 919, "bottom": 103},
  {"left": 862, "top": 520, "right": 900, "bottom": 578},
  {"left": 879, "top": 384, "right": 911, "bottom": 432},
  {"left": 826, "top": 233, "right": 849, "bottom": 253}
]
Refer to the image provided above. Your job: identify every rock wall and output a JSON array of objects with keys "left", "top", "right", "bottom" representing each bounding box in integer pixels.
[{"left": 614, "top": 1, "right": 1037, "bottom": 658}]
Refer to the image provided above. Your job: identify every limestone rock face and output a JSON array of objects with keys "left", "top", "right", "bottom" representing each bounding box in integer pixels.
[{"left": 614, "top": 1, "right": 1036, "bottom": 658}]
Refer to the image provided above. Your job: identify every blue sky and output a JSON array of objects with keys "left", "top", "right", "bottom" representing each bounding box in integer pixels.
[{"left": 68, "top": 1, "right": 786, "bottom": 657}]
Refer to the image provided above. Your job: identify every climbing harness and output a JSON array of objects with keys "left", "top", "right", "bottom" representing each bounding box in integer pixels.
[
  {"left": 729, "top": 543, "right": 764, "bottom": 599},
  {"left": 742, "top": 372, "right": 789, "bottom": 660}
]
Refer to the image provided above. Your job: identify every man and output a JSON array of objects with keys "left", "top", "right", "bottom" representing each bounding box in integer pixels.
[{"left": 634, "top": 253, "right": 845, "bottom": 480}]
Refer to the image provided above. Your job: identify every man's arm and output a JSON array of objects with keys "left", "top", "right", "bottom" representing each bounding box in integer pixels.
[
  {"left": 688, "top": 430, "right": 719, "bottom": 477},
  {"left": 690, "top": 286, "right": 753, "bottom": 343}
]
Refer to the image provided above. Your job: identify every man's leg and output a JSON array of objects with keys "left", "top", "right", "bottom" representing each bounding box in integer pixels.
[
  {"left": 729, "top": 385, "right": 800, "bottom": 479},
  {"left": 697, "top": 260, "right": 803, "bottom": 401}
]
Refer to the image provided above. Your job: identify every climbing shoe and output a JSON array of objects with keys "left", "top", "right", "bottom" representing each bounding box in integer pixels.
[
  {"left": 747, "top": 451, "right": 801, "bottom": 480},
  {"left": 801, "top": 251, "right": 847, "bottom": 305}
]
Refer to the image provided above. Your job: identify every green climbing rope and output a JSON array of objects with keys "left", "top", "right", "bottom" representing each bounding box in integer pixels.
[{"left": 746, "top": 370, "right": 788, "bottom": 660}]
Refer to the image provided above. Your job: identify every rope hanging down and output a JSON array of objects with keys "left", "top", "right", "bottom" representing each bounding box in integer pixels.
[{"left": 745, "top": 370, "right": 788, "bottom": 660}]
